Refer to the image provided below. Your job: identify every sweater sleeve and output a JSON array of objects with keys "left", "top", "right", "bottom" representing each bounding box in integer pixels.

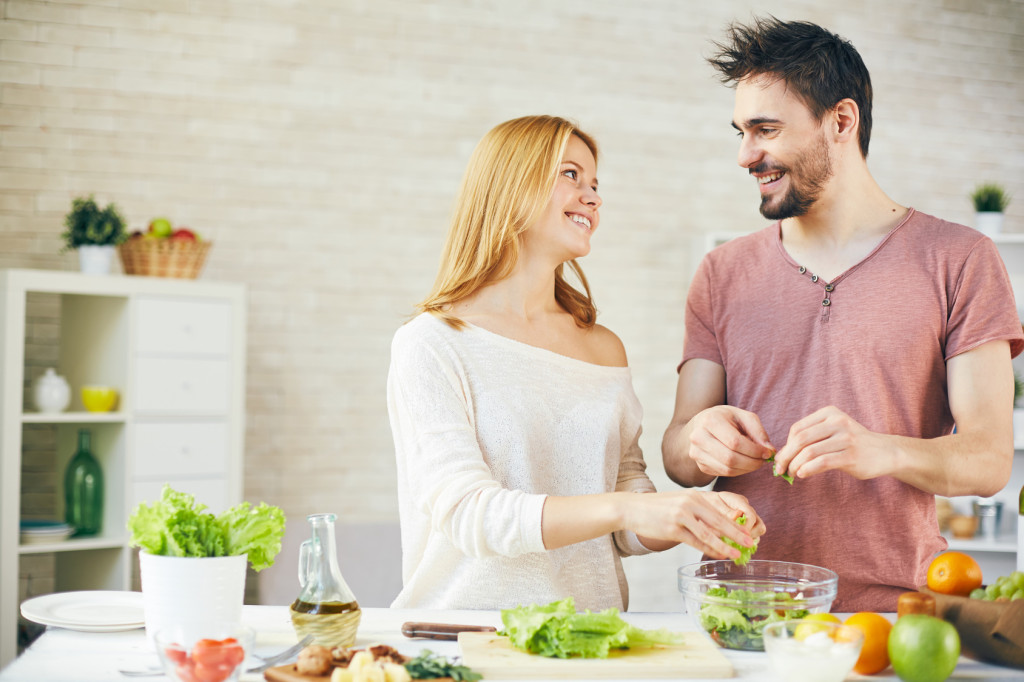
[
  {"left": 611, "top": 416, "right": 656, "bottom": 556},
  {"left": 387, "top": 321, "right": 548, "bottom": 559}
]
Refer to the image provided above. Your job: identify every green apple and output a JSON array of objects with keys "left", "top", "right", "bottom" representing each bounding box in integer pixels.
[
  {"left": 888, "top": 615, "right": 959, "bottom": 682},
  {"left": 148, "top": 217, "right": 173, "bottom": 238}
]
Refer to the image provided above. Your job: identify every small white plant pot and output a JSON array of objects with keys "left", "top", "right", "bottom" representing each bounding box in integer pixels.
[
  {"left": 975, "top": 211, "right": 1005, "bottom": 238},
  {"left": 77, "top": 245, "right": 116, "bottom": 275}
]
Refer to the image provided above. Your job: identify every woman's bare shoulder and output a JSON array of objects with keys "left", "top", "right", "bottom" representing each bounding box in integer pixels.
[{"left": 586, "top": 323, "right": 628, "bottom": 368}]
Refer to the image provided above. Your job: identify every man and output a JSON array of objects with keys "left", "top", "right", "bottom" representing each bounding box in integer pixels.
[{"left": 662, "top": 16, "right": 1024, "bottom": 611}]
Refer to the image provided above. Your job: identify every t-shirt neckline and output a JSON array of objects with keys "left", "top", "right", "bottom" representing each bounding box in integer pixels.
[{"left": 771, "top": 207, "right": 917, "bottom": 285}]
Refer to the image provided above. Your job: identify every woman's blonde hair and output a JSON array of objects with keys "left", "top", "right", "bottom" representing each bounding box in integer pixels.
[{"left": 417, "top": 115, "right": 599, "bottom": 329}]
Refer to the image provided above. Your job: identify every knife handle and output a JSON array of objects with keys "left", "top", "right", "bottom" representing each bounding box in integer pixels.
[{"left": 401, "top": 622, "right": 497, "bottom": 640}]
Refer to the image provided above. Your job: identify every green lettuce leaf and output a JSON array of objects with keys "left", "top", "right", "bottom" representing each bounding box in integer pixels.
[
  {"left": 500, "top": 597, "right": 682, "bottom": 659},
  {"left": 766, "top": 452, "right": 795, "bottom": 484},
  {"left": 127, "top": 484, "right": 285, "bottom": 571},
  {"left": 722, "top": 514, "right": 758, "bottom": 566}
]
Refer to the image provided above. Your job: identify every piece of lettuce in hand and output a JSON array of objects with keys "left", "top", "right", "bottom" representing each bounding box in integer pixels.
[
  {"left": 722, "top": 514, "right": 758, "bottom": 566},
  {"left": 500, "top": 597, "right": 682, "bottom": 659},
  {"left": 765, "top": 452, "right": 794, "bottom": 484}
]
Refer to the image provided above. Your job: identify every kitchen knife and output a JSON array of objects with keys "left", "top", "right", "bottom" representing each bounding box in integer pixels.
[{"left": 401, "top": 622, "right": 497, "bottom": 640}]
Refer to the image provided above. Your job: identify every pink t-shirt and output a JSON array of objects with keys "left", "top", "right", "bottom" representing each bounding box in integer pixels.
[{"left": 682, "top": 209, "right": 1024, "bottom": 612}]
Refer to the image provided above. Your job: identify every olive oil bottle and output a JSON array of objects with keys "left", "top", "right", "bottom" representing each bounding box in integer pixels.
[{"left": 289, "top": 513, "right": 361, "bottom": 647}]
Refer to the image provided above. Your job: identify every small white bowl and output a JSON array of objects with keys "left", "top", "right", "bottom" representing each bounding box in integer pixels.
[{"left": 763, "top": 620, "right": 864, "bottom": 682}]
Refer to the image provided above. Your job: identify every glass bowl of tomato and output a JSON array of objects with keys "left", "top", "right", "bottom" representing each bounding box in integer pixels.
[
  {"left": 155, "top": 623, "right": 253, "bottom": 682},
  {"left": 678, "top": 560, "right": 838, "bottom": 651}
]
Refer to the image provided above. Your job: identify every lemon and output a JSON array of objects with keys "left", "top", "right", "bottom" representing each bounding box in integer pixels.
[{"left": 794, "top": 612, "right": 842, "bottom": 640}]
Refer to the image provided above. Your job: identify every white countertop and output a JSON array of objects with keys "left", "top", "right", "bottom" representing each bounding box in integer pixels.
[{"left": 0, "top": 605, "right": 1020, "bottom": 681}]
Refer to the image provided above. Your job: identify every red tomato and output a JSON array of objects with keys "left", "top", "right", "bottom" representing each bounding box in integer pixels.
[
  {"left": 164, "top": 645, "right": 187, "bottom": 665},
  {"left": 175, "top": 660, "right": 198, "bottom": 682},
  {"left": 192, "top": 662, "right": 232, "bottom": 682}
]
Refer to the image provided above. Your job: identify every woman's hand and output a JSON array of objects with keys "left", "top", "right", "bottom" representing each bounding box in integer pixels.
[{"left": 626, "top": 490, "right": 764, "bottom": 558}]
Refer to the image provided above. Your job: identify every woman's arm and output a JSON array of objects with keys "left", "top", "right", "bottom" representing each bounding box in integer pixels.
[{"left": 540, "top": 490, "right": 763, "bottom": 559}]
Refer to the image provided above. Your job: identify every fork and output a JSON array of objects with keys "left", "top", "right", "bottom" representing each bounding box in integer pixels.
[{"left": 119, "top": 634, "right": 315, "bottom": 677}]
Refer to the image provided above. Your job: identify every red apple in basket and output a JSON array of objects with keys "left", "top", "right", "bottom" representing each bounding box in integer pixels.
[{"left": 171, "top": 227, "right": 199, "bottom": 242}]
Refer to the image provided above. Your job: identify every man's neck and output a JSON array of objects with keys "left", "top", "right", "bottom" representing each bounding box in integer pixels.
[{"left": 780, "top": 166, "right": 907, "bottom": 280}]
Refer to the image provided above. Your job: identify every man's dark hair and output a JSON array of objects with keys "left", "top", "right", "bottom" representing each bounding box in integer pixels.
[{"left": 707, "top": 16, "right": 873, "bottom": 157}]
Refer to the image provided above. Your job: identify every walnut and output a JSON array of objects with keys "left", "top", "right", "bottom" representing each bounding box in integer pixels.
[{"left": 296, "top": 644, "right": 334, "bottom": 676}]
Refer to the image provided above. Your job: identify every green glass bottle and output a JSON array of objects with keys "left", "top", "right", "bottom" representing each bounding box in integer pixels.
[{"left": 64, "top": 428, "right": 103, "bottom": 536}]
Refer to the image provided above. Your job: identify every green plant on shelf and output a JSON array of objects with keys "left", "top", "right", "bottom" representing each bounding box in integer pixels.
[
  {"left": 970, "top": 183, "right": 1011, "bottom": 213},
  {"left": 60, "top": 195, "right": 127, "bottom": 252}
]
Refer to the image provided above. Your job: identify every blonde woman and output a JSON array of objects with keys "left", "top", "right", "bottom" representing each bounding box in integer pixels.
[{"left": 387, "top": 115, "right": 764, "bottom": 611}]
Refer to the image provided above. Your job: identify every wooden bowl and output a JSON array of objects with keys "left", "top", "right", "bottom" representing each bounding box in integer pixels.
[{"left": 948, "top": 514, "right": 978, "bottom": 539}]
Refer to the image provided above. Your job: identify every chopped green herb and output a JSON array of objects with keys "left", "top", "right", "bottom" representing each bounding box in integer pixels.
[{"left": 404, "top": 650, "right": 482, "bottom": 681}]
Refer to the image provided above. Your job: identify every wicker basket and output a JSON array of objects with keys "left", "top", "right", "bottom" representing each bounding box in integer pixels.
[{"left": 118, "top": 239, "right": 211, "bottom": 279}]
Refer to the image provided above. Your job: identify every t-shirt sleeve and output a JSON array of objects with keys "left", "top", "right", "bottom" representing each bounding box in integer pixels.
[
  {"left": 387, "top": 323, "right": 547, "bottom": 558},
  {"left": 945, "top": 238, "right": 1024, "bottom": 360},
  {"left": 680, "top": 254, "right": 724, "bottom": 371}
]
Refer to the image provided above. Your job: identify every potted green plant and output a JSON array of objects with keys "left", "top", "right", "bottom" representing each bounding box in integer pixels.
[
  {"left": 970, "top": 183, "right": 1011, "bottom": 238},
  {"left": 61, "top": 195, "right": 127, "bottom": 275}
]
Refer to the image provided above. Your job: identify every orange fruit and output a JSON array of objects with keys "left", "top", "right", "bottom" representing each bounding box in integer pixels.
[
  {"left": 844, "top": 611, "right": 893, "bottom": 675},
  {"left": 926, "top": 551, "right": 983, "bottom": 597}
]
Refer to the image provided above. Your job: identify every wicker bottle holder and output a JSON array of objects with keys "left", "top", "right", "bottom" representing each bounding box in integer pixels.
[{"left": 118, "top": 239, "right": 211, "bottom": 279}]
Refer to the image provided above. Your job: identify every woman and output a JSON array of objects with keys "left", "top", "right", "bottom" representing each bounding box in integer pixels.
[{"left": 387, "top": 115, "right": 764, "bottom": 611}]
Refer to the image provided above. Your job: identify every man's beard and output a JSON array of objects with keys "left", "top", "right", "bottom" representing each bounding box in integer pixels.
[{"left": 757, "top": 134, "right": 833, "bottom": 220}]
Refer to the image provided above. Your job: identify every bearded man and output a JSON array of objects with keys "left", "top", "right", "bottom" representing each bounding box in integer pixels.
[{"left": 662, "top": 16, "right": 1023, "bottom": 612}]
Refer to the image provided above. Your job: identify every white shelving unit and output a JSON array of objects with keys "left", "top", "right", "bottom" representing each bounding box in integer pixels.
[{"left": 0, "top": 269, "right": 247, "bottom": 668}]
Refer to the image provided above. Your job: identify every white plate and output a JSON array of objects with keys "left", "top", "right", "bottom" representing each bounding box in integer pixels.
[{"left": 20, "top": 591, "right": 145, "bottom": 631}]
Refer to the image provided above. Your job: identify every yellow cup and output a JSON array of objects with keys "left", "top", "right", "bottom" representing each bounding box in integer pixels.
[{"left": 81, "top": 386, "right": 118, "bottom": 412}]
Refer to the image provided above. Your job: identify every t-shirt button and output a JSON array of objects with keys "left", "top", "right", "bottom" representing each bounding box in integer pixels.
[
  {"left": 798, "top": 266, "right": 807, "bottom": 274},
  {"left": 811, "top": 275, "right": 819, "bottom": 283},
  {"left": 822, "top": 299, "right": 831, "bottom": 307},
  {"left": 825, "top": 284, "right": 834, "bottom": 292}
]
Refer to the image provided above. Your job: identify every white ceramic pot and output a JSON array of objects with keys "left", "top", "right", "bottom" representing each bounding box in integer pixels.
[
  {"left": 975, "top": 211, "right": 1005, "bottom": 238},
  {"left": 138, "top": 553, "right": 247, "bottom": 648},
  {"left": 77, "top": 245, "right": 116, "bottom": 275},
  {"left": 32, "top": 368, "right": 71, "bottom": 413}
]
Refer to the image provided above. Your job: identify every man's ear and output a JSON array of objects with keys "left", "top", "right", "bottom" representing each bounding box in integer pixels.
[{"left": 832, "top": 98, "right": 860, "bottom": 144}]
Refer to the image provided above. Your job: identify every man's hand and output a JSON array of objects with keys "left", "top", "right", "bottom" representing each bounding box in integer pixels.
[
  {"left": 687, "top": 405, "right": 777, "bottom": 478},
  {"left": 771, "top": 406, "right": 888, "bottom": 481}
]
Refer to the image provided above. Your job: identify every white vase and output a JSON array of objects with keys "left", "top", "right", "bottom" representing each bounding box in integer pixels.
[
  {"left": 975, "top": 211, "right": 1005, "bottom": 238},
  {"left": 77, "top": 245, "right": 116, "bottom": 275},
  {"left": 138, "top": 552, "right": 247, "bottom": 648},
  {"left": 32, "top": 368, "right": 71, "bottom": 413}
]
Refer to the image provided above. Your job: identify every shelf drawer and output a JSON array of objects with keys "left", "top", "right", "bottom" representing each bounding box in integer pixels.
[
  {"left": 134, "top": 297, "right": 232, "bottom": 356},
  {"left": 133, "top": 358, "right": 229, "bottom": 413},
  {"left": 132, "top": 422, "right": 228, "bottom": 478},
  {"left": 132, "top": 478, "right": 230, "bottom": 513}
]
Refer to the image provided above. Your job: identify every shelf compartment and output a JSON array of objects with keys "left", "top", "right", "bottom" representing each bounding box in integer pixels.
[
  {"left": 21, "top": 412, "right": 127, "bottom": 424},
  {"left": 18, "top": 536, "right": 128, "bottom": 555}
]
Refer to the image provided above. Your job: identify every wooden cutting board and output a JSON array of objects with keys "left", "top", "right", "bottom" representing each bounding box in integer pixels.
[{"left": 457, "top": 631, "right": 733, "bottom": 679}]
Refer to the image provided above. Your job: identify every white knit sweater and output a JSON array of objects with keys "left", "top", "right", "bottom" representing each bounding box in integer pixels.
[{"left": 387, "top": 313, "right": 655, "bottom": 612}]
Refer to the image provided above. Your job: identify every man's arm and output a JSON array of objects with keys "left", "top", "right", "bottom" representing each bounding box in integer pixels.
[
  {"left": 773, "top": 340, "right": 1014, "bottom": 496},
  {"left": 662, "top": 358, "right": 775, "bottom": 488}
]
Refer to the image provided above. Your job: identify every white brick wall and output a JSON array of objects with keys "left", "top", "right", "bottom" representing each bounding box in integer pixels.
[{"left": 2, "top": 1, "right": 1022, "bottom": 610}]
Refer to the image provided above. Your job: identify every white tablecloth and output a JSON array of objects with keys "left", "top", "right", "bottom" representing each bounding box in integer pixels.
[{"left": 0, "top": 606, "right": 1020, "bottom": 681}]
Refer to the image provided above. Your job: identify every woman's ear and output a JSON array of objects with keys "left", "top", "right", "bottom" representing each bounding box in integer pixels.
[{"left": 832, "top": 98, "right": 860, "bottom": 145}]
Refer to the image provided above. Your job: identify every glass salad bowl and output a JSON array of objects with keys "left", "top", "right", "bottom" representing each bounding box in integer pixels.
[{"left": 678, "top": 560, "right": 838, "bottom": 651}]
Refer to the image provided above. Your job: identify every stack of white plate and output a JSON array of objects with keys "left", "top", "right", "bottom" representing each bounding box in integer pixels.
[
  {"left": 19, "top": 520, "right": 74, "bottom": 545},
  {"left": 20, "top": 591, "right": 145, "bottom": 632}
]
